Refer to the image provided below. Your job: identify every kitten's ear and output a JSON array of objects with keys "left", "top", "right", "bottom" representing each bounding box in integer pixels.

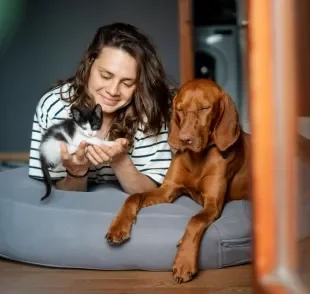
[
  {"left": 71, "top": 107, "right": 81, "bottom": 121},
  {"left": 94, "top": 104, "right": 103, "bottom": 118}
]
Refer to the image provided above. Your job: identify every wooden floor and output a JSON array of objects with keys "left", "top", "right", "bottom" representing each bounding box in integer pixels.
[{"left": 0, "top": 258, "right": 253, "bottom": 294}]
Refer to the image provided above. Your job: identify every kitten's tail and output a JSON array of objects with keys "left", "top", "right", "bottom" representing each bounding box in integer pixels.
[{"left": 40, "top": 156, "right": 53, "bottom": 202}]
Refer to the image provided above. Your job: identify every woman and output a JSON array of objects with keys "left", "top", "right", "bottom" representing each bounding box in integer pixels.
[{"left": 28, "top": 22, "right": 175, "bottom": 194}]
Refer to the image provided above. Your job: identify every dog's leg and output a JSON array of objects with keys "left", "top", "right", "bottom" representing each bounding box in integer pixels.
[
  {"left": 105, "top": 184, "right": 182, "bottom": 244},
  {"left": 172, "top": 182, "right": 226, "bottom": 283}
]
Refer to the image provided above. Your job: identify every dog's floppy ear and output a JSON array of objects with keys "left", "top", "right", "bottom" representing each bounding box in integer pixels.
[
  {"left": 168, "top": 96, "right": 180, "bottom": 151},
  {"left": 213, "top": 92, "right": 240, "bottom": 151}
]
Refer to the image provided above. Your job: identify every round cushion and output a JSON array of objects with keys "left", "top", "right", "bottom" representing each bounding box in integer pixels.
[{"left": 0, "top": 167, "right": 252, "bottom": 270}]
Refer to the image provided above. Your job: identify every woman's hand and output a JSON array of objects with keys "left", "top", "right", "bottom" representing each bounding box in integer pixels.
[
  {"left": 86, "top": 138, "right": 129, "bottom": 166},
  {"left": 60, "top": 141, "right": 90, "bottom": 176}
]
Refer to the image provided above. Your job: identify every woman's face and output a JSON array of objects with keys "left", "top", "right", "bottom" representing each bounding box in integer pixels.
[{"left": 88, "top": 47, "right": 138, "bottom": 115}]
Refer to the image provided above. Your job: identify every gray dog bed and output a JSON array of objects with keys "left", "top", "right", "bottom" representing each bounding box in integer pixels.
[{"left": 0, "top": 167, "right": 252, "bottom": 270}]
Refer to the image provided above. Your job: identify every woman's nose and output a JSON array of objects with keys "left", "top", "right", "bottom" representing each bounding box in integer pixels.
[{"left": 106, "top": 80, "right": 120, "bottom": 96}]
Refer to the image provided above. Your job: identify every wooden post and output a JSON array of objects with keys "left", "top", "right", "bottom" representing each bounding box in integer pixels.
[{"left": 178, "top": 0, "right": 194, "bottom": 85}]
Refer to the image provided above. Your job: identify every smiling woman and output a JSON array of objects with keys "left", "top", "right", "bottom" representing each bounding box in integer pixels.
[
  {"left": 28, "top": 22, "right": 175, "bottom": 195},
  {"left": 87, "top": 47, "right": 138, "bottom": 115}
]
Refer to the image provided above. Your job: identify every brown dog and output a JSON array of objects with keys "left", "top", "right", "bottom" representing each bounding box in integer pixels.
[{"left": 105, "top": 79, "right": 250, "bottom": 283}]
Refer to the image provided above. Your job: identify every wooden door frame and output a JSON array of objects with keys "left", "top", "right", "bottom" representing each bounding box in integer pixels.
[
  {"left": 249, "top": 0, "right": 307, "bottom": 293},
  {"left": 178, "top": 0, "right": 194, "bottom": 85}
]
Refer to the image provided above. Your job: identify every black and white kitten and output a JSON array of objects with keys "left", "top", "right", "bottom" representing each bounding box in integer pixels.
[{"left": 39, "top": 103, "right": 114, "bottom": 201}]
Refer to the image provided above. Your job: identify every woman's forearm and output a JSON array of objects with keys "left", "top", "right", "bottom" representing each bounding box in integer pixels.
[
  {"left": 56, "top": 174, "right": 88, "bottom": 192},
  {"left": 111, "top": 154, "right": 157, "bottom": 194}
]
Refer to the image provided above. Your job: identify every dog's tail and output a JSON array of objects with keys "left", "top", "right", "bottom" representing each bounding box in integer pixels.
[{"left": 40, "top": 155, "right": 53, "bottom": 202}]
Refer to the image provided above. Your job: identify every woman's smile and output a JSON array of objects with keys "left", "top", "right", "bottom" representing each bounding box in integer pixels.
[{"left": 98, "top": 93, "right": 120, "bottom": 106}]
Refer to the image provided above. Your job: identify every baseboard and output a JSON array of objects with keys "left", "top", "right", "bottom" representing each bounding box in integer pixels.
[{"left": 0, "top": 153, "right": 29, "bottom": 162}]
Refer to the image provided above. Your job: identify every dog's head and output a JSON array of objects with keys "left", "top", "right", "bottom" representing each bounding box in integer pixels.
[{"left": 168, "top": 79, "right": 240, "bottom": 153}]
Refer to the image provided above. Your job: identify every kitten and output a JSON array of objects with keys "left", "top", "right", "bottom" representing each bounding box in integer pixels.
[{"left": 39, "top": 103, "right": 114, "bottom": 201}]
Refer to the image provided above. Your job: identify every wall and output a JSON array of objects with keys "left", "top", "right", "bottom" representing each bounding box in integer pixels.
[{"left": 0, "top": 0, "right": 179, "bottom": 152}]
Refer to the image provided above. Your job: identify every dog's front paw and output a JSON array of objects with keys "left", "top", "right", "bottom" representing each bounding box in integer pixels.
[
  {"left": 172, "top": 253, "right": 198, "bottom": 283},
  {"left": 105, "top": 217, "right": 134, "bottom": 245}
]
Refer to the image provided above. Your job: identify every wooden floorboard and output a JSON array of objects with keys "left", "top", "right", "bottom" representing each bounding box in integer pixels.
[{"left": 0, "top": 258, "right": 253, "bottom": 294}]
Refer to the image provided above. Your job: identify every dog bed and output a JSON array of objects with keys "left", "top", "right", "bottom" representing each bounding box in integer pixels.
[{"left": 0, "top": 167, "right": 252, "bottom": 270}]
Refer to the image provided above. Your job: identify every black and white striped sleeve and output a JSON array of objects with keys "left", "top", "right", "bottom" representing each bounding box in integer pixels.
[
  {"left": 28, "top": 92, "right": 67, "bottom": 180},
  {"left": 131, "top": 124, "right": 172, "bottom": 186}
]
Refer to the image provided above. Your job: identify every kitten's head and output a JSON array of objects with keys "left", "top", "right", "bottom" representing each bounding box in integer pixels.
[{"left": 71, "top": 104, "right": 103, "bottom": 137}]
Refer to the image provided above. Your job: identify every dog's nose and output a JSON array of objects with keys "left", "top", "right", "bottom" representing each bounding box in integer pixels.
[{"left": 179, "top": 133, "right": 194, "bottom": 145}]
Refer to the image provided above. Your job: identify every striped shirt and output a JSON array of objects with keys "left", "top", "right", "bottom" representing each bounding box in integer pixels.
[{"left": 28, "top": 84, "right": 172, "bottom": 185}]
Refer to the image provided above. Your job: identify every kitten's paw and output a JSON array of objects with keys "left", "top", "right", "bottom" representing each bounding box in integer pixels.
[
  {"left": 85, "top": 137, "right": 102, "bottom": 146},
  {"left": 67, "top": 145, "right": 78, "bottom": 154},
  {"left": 101, "top": 141, "right": 115, "bottom": 147}
]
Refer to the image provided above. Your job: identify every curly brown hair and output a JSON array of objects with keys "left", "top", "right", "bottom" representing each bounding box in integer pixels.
[{"left": 49, "top": 23, "right": 176, "bottom": 145}]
